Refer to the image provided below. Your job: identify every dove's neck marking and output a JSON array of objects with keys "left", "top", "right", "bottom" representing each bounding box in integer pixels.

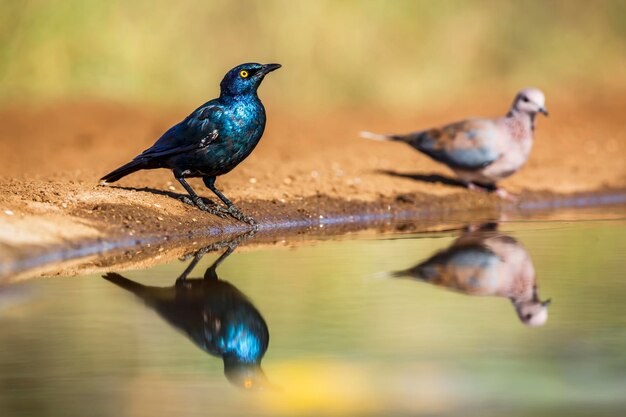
[
  {"left": 507, "top": 108, "right": 536, "bottom": 129},
  {"left": 505, "top": 109, "right": 535, "bottom": 139}
]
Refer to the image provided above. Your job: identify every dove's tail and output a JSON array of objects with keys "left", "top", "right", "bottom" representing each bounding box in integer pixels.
[
  {"left": 359, "top": 131, "right": 402, "bottom": 142},
  {"left": 360, "top": 131, "right": 425, "bottom": 146},
  {"left": 371, "top": 270, "right": 409, "bottom": 280}
]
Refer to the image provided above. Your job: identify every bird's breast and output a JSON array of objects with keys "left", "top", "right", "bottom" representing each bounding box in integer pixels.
[{"left": 221, "top": 101, "right": 265, "bottom": 141}]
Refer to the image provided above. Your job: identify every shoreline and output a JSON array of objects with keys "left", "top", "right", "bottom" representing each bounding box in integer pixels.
[
  {"left": 1, "top": 98, "right": 625, "bottom": 281},
  {"left": 2, "top": 188, "right": 624, "bottom": 283}
]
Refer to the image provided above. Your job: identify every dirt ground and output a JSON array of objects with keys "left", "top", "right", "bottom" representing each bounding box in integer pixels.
[{"left": 0, "top": 90, "right": 625, "bottom": 277}]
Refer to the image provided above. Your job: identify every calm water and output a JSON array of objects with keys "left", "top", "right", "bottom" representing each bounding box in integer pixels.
[{"left": 0, "top": 216, "right": 625, "bottom": 417}]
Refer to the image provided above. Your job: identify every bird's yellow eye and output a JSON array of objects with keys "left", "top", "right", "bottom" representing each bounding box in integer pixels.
[{"left": 239, "top": 70, "right": 249, "bottom": 78}]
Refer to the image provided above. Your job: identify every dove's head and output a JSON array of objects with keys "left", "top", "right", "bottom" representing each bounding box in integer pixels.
[
  {"left": 515, "top": 298, "right": 551, "bottom": 327},
  {"left": 511, "top": 88, "right": 548, "bottom": 117}
]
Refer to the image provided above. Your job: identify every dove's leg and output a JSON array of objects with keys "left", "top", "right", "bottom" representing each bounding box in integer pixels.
[
  {"left": 494, "top": 187, "right": 519, "bottom": 202},
  {"left": 175, "top": 176, "right": 228, "bottom": 218},
  {"left": 203, "top": 176, "right": 257, "bottom": 226},
  {"left": 466, "top": 182, "right": 491, "bottom": 193},
  {"left": 467, "top": 181, "right": 518, "bottom": 201}
]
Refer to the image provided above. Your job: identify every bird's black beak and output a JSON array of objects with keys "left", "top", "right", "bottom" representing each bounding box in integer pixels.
[
  {"left": 539, "top": 107, "right": 549, "bottom": 116},
  {"left": 260, "top": 63, "right": 282, "bottom": 74}
]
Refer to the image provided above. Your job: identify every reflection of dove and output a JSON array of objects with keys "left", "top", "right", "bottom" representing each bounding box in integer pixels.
[
  {"left": 103, "top": 237, "right": 269, "bottom": 389},
  {"left": 389, "top": 224, "right": 551, "bottom": 327},
  {"left": 361, "top": 88, "right": 548, "bottom": 200}
]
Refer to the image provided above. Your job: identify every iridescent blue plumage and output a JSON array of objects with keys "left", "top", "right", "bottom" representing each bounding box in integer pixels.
[
  {"left": 100, "top": 63, "right": 281, "bottom": 225},
  {"left": 102, "top": 237, "right": 270, "bottom": 389}
]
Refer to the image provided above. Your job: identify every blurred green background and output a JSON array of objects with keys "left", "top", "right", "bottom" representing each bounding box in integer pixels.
[{"left": 1, "top": 0, "right": 625, "bottom": 110}]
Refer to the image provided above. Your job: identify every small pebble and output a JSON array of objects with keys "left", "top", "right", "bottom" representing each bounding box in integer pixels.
[
  {"left": 4, "top": 210, "right": 14, "bottom": 216},
  {"left": 249, "top": 177, "right": 257, "bottom": 184}
]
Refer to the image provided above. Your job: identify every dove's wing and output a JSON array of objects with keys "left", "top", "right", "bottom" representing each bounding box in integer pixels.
[{"left": 412, "top": 119, "right": 502, "bottom": 170}]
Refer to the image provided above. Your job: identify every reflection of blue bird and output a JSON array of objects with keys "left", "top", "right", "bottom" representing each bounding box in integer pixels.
[
  {"left": 100, "top": 63, "right": 281, "bottom": 225},
  {"left": 388, "top": 223, "right": 551, "bottom": 327},
  {"left": 103, "top": 237, "right": 269, "bottom": 389}
]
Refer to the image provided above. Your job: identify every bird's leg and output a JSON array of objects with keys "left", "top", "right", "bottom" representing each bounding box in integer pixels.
[
  {"left": 494, "top": 187, "right": 518, "bottom": 202},
  {"left": 202, "top": 230, "right": 258, "bottom": 280},
  {"left": 203, "top": 244, "right": 236, "bottom": 281},
  {"left": 176, "top": 250, "right": 204, "bottom": 286},
  {"left": 467, "top": 181, "right": 518, "bottom": 202},
  {"left": 175, "top": 176, "right": 228, "bottom": 218},
  {"left": 466, "top": 182, "right": 490, "bottom": 193},
  {"left": 203, "top": 176, "right": 257, "bottom": 226}
]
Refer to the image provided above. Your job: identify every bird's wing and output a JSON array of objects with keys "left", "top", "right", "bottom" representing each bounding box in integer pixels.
[
  {"left": 134, "top": 103, "right": 223, "bottom": 160},
  {"left": 416, "top": 119, "right": 502, "bottom": 170},
  {"left": 413, "top": 244, "right": 500, "bottom": 290}
]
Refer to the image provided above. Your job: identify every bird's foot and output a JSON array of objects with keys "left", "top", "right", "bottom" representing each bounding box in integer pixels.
[
  {"left": 495, "top": 188, "right": 518, "bottom": 202},
  {"left": 178, "top": 195, "right": 196, "bottom": 207},
  {"left": 226, "top": 205, "right": 258, "bottom": 227},
  {"left": 467, "top": 182, "right": 517, "bottom": 201},
  {"left": 466, "top": 182, "right": 490, "bottom": 193},
  {"left": 178, "top": 195, "right": 229, "bottom": 218}
]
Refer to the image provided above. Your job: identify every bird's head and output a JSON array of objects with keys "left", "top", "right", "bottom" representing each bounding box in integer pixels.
[
  {"left": 224, "top": 360, "right": 270, "bottom": 391},
  {"left": 515, "top": 298, "right": 551, "bottom": 327},
  {"left": 511, "top": 88, "right": 548, "bottom": 117},
  {"left": 220, "top": 62, "right": 281, "bottom": 97}
]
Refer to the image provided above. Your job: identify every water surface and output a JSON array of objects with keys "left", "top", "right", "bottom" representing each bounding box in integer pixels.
[{"left": 1, "top": 215, "right": 625, "bottom": 417}]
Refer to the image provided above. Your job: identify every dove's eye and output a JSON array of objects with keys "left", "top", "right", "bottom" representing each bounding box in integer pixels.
[
  {"left": 239, "top": 70, "right": 249, "bottom": 78},
  {"left": 521, "top": 95, "right": 529, "bottom": 102}
]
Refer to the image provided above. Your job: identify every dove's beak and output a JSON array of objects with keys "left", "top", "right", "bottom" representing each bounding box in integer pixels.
[
  {"left": 260, "top": 63, "right": 282, "bottom": 74},
  {"left": 539, "top": 107, "right": 549, "bottom": 116},
  {"left": 541, "top": 298, "right": 552, "bottom": 307}
]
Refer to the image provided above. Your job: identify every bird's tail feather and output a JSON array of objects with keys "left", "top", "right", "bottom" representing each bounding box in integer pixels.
[
  {"left": 370, "top": 270, "right": 407, "bottom": 280},
  {"left": 100, "top": 159, "right": 146, "bottom": 184},
  {"left": 359, "top": 131, "right": 398, "bottom": 142},
  {"left": 102, "top": 273, "right": 148, "bottom": 296},
  {"left": 360, "top": 131, "right": 421, "bottom": 145}
]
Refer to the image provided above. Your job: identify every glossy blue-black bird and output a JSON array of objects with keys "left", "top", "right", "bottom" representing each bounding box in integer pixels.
[
  {"left": 102, "top": 237, "right": 270, "bottom": 389},
  {"left": 100, "top": 62, "right": 282, "bottom": 225}
]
